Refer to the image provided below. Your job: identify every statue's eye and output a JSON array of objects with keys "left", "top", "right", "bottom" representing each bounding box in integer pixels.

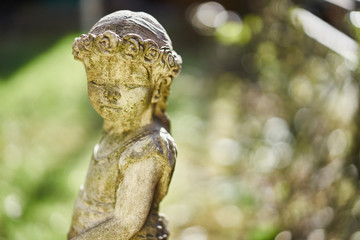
[{"left": 125, "top": 84, "right": 139, "bottom": 89}]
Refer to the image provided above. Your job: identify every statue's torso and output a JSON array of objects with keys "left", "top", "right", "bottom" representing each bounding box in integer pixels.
[{"left": 68, "top": 124, "right": 176, "bottom": 239}]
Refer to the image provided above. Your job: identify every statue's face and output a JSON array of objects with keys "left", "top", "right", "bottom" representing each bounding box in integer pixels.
[{"left": 86, "top": 59, "right": 152, "bottom": 123}]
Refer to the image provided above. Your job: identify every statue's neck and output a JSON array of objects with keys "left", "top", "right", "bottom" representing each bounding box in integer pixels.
[{"left": 102, "top": 108, "right": 153, "bottom": 135}]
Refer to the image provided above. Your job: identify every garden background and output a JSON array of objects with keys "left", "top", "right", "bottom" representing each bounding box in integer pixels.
[{"left": 1, "top": 0, "right": 360, "bottom": 239}]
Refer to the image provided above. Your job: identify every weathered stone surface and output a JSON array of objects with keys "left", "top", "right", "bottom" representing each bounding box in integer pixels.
[{"left": 68, "top": 10, "right": 181, "bottom": 240}]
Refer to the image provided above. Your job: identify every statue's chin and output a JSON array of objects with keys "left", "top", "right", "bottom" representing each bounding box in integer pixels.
[{"left": 98, "top": 107, "right": 122, "bottom": 122}]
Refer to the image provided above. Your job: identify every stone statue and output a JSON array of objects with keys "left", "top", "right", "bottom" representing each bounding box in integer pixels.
[{"left": 67, "top": 10, "right": 182, "bottom": 240}]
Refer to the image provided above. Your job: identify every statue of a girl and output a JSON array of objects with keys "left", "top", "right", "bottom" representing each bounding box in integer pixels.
[{"left": 68, "top": 10, "right": 181, "bottom": 240}]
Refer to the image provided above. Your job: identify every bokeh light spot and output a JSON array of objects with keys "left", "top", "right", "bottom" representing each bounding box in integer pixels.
[
  {"left": 164, "top": 203, "right": 193, "bottom": 227},
  {"left": 288, "top": 75, "right": 313, "bottom": 105},
  {"left": 213, "top": 205, "right": 243, "bottom": 228},
  {"left": 215, "top": 22, "right": 250, "bottom": 45},
  {"left": 352, "top": 199, "right": 360, "bottom": 216},
  {"left": 350, "top": 11, "right": 360, "bottom": 28},
  {"left": 263, "top": 117, "right": 291, "bottom": 144},
  {"left": 210, "top": 138, "right": 240, "bottom": 166},
  {"left": 350, "top": 231, "right": 360, "bottom": 240},
  {"left": 327, "top": 129, "right": 347, "bottom": 157},
  {"left": 196, "top": 2, "right": 225, "bottom": 28},
  {"left": 275, "top": 230, "right": 292, "bottom": 240},
  {"left": 307, "top": 229, "right": 325, "bottom": 240},
  {"left": 252, "top": 146, "right": 277, "bottom": 172},
  {"left": 4, "top": 194, "right": 23, "bottom": 218},
  {"left": 179, "top": 226, "right": 208, "bottom": 240}
]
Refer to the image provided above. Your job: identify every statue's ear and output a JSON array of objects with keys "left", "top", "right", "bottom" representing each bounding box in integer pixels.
[
  {"left": 151, "top": 76, "right": 170, "bottom": 103},
  {"left": 151, "top": 81, "right": 162, "bottom": 103}
]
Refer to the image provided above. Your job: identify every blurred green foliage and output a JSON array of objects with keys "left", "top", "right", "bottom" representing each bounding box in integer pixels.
[
  {"left": 1, "top": 0, "right": 360, "bottom": 239},
  {"left": 0, "top": 35, "right": 102, "bottom": 240}
]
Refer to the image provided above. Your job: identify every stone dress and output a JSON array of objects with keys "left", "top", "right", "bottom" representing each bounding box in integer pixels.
[{"left": 68, "top": 122, "right": 177, "bottom": 240}]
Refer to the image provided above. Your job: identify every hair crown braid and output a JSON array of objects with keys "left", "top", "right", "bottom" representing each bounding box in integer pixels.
[{"left": 72, "top": 30, "right": 182, "bottom": 77}]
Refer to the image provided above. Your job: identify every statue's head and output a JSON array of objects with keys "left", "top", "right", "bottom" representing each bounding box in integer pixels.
[{"left": 72, "top": 10, "right": 182, "bottom": 131}]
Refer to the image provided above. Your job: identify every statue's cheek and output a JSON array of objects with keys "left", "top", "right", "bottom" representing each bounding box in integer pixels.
[{"left": 132, "top": 87, "right": 152, "bottom": 104}]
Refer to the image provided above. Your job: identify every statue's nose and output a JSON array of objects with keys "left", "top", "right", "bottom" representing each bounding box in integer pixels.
[{"left": 104, "top": 87, "right": 121, "bottom": 102}]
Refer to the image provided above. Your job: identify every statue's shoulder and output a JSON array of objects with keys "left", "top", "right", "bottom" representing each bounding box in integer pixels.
[{"left": 121, "top": 126, "right": 177, "bottom": 167}]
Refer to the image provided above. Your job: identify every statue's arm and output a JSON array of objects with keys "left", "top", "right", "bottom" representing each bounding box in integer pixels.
[{"left": 71, "top": 156, "right": 161, "bottom": 240}]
